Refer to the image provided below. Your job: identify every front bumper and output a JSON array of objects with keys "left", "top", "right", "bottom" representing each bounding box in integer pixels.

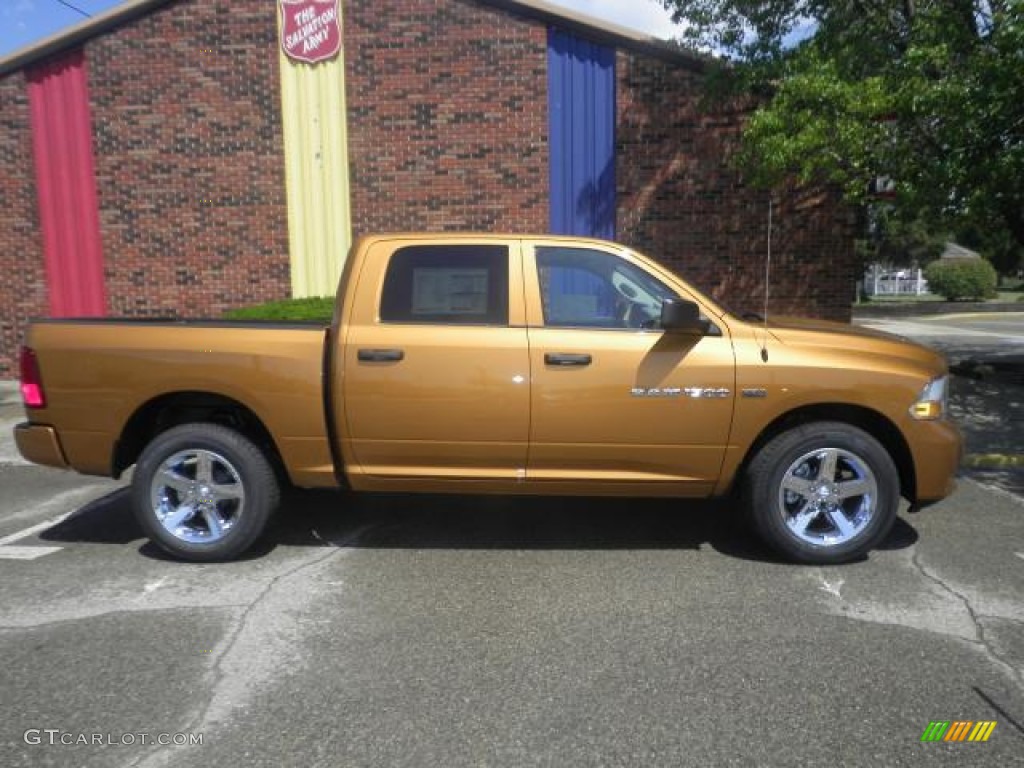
[
  {"left": 909, "top": 418, "right": 963, "bottom": 502},
  {"left": 14, "top": 423, "right": 69, "bottom": 469}
]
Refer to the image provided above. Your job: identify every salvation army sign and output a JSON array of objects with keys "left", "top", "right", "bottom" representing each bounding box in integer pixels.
[{"left": 280, "top": 0, "right": 341, "bottom": 64}]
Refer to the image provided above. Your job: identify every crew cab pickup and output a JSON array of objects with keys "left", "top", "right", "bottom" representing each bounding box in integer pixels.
[{"left": 15, "top": 234, "right": 962, "bottom": 564}]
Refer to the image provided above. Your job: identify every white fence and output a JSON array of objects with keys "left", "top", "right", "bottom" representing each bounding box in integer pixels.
[{"left": 863, "top": 266, "right": 929, "bottom": 296}]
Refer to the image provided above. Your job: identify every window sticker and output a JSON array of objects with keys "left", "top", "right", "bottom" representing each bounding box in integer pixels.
[{"left": 411, "top": 268, "right": 489, "bottom": 315}]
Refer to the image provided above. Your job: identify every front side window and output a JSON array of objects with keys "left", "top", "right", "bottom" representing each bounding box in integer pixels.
[
  {"left": 380, "top": 245, "right": 509, "bottom": 325},
  {"left": 536, "top": 247, "right": 677, "bottom": 329}
]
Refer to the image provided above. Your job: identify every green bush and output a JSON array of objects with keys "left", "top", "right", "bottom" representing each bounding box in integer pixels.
[
  {"left": 223, "top": 296, "right": 335, "bottom": 323},
  {"left": 923, "top": 259, "right": 998, "bottom": 301}
]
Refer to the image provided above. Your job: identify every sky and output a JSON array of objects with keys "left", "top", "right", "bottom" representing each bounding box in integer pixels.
[{"left": 0, "top": 0, "right": 683, "bottom": 59}]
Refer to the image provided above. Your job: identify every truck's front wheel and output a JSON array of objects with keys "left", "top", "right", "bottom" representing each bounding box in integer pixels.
[
  {"left": 742, "top": 422, "right": 900, "bottom": 564},
  {"left": 131, "top": 423, "right": 280, "bottom": 561}
]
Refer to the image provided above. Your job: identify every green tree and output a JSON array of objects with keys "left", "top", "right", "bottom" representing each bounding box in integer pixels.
[
  {"left": 661, "top": 1, "right": 1024, "bottom": 264},
  {"left": 859, "top": 209, "right": 948, "bottom": 267}
]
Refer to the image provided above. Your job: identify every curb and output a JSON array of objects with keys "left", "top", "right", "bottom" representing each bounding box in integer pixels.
[
  {"left": 963, "top": 454, "right": 1024, "bottom": 469},
  {"left": 0, "top": 381, "right": 19, "bottom": 408}
]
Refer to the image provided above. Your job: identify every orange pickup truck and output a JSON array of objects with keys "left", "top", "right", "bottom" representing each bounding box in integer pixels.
[{"left": 15, "top": 234, "right": 961, "bottom": 564}]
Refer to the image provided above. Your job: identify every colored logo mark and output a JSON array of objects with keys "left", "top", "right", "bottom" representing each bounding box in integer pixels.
[{"left": 920, "top": 721, "right": 997, "bottom": 742}]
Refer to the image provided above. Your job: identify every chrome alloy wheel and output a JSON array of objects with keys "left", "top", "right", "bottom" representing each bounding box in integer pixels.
[
  {"left": 777, "top": 447, "right": 878, "bottom": 547},
  {"left": 149, "top": 449, "right": 245, "bottom": 544}
]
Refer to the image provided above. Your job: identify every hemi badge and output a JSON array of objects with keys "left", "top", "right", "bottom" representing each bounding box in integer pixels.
[{"left": 742, "top": 388, "right": 768, "bottom": 398}]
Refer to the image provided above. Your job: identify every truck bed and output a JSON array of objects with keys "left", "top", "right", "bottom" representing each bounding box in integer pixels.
[{"left": 20, "top": 319, "right": 336, "bottom": 487}]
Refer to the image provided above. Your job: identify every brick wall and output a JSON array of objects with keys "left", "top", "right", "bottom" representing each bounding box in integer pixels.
[
  {"left": 0, "top": 0, "right": 858, "bottom": 377},
  {"left": 344, "top": 0, "right": 549, "bottom": 235},
  {"left": 87, "top": 0, "right": 290, "bottom": 319},
  {"left": 0, "top": 74, "right": 46, "bottom": 378},
  {"left": 616, "top": 52, "right": 857, "bottom": 321}
]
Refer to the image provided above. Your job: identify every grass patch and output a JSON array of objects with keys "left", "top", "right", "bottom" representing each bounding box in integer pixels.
[
  {"left": 857, "top": 291, "right": 1024, "bottom": 305},
  {"left": 859, "top": 293, "right": 944, "bottom": 304},
  {"left": 223, "top": 296, "right": 334, "bottom": 323}
]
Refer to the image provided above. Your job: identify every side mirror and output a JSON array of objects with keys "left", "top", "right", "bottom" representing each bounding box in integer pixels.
[{"left": 660, "top": 298, "right": 710, "bottom": 335}]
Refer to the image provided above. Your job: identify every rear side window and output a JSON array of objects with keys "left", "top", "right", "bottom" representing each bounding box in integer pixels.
[{"left": 379, "top": 245, "right": 509, "bottom": 325}]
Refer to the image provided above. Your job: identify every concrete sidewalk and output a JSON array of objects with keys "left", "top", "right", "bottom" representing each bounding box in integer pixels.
[
  {"left": 0, "top": 380, "right": 18, "bottom": 407},
  {"left": 0, "top": 382, "right": 25, "bottom": 466}
]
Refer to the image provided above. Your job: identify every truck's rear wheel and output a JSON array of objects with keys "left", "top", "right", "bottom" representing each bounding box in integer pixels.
[
  {"left": 131, "top": 423, "right": 279, "bottom": 561},
  {"left": 742, "top": 422, "right": 899, "bottom": 564}
]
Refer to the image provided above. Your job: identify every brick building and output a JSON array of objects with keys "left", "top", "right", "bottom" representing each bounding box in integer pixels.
[{"left": 0, "top": 0, "right": 857, "bottom": 377}]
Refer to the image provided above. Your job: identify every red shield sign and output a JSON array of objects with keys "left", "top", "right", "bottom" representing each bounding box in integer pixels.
[{"left": 280, "top": 0, "right": 341, "bottom": 65}]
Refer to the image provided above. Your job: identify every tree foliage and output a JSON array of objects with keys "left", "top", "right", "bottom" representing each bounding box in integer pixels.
[
  {"left": 661, "top": 1, "right": 1024, "bottom": 263},
  {"left": 858, "top": 209, "right": 948, "bottom": 266}
]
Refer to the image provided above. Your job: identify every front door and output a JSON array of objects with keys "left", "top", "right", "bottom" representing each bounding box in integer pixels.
[
  {"left": 342, "top": 238, "right": 530, "bottom": 482},
  {"left": 524, "top": 241, "right": 735, "bottom": 495}
]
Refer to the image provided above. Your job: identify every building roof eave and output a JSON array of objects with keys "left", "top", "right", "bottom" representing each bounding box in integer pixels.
[
  {"left": 0, "top": 0, "right": 177, "bottom": 79},
  {"left": 0, "top": 0, "right": 714, "bottom": 80},
  {"left": 480, "top": 0, "right": 711, "bottom": 71}
]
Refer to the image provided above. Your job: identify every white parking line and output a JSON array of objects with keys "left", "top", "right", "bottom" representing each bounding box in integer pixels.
[
  {"left": 0, "top": 511, "right": 73, "bottom": 546},
  {"left": 1016, "top": 552, "right": 1024, "bottom": 562},
  {"left": 0, "top": 545, "right": 65, "bottom": 560},
  {"left": 0, "top": 510, "right": 73, "bottom": 560}
]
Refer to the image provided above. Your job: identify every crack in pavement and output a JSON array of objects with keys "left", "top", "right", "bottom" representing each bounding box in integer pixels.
[
  {"left": 126, "top": 525, "right": 371, "bottom": 768},
  {"left": 910, "top": 550, "right": 1024, "bottom": 690},
  {"left": 188, "top": 547, "right": 348, "bottom": 730}
]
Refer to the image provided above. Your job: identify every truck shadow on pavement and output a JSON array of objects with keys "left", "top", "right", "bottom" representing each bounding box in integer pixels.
[{"left": 39, "top": 485, "right": 920, "bottom": 564}]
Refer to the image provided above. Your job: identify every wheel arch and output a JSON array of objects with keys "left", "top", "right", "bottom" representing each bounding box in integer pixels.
[
  {"left": 113, "top": 391, "right": 287, "bottom": 483},
  {"left": 732, "top": 403, "right": 916, "bottom": 501}
]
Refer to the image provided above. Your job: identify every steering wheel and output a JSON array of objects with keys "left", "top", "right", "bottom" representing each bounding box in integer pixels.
[
  {"left": 614, "top": 283, "right": 642, "bottom": 328},
  {"left": 623, "top": 301, "right": 642, "bottom": 328}
]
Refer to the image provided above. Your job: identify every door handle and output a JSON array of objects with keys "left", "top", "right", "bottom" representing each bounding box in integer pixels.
[
  {"left": 357, "top": 348, "right": 404, "bottom": 362},
  {"left": 544, "top": 353, "right": 592, "bottom": 367}
]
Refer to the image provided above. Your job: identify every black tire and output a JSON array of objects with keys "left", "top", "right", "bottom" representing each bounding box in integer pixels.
[
  {"left": 131, "top": 423, "right": 280, "bottom": 562},
  {"left": 741, "top": 422, "right": 900, "bottom": 565}
]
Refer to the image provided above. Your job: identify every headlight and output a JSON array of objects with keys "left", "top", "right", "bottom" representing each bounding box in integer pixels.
[{"left": 909, "top": 375, "right": 948, "bottom": 420}]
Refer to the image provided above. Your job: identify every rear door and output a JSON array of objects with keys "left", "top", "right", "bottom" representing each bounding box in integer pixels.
[
  {"left": 342, "top": 238, "right": 530, "bottom": 481},
  {"left": 523, "top": 240, "right": 735, "bottom": 495}
]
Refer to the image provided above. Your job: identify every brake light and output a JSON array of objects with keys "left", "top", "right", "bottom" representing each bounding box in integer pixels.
[{"left": 19, "top": 346, "right": 46, "bottom": 409}]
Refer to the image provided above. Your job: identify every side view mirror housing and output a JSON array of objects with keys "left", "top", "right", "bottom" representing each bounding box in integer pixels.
[{"left": 660, "top": 298, "right": 710, "bottom": 335}]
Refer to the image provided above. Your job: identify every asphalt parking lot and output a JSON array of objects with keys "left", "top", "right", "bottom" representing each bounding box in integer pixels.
[{"left": 1, "top": 314, "right": 1022, "bottom": 767}]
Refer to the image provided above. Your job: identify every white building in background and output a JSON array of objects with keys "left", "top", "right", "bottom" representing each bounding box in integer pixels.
[{"left": 863, "top": 264, "right": 928, "bottom": 296}]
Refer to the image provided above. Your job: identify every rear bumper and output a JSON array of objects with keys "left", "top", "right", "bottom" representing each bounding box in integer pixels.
[
  {"left": 909, "top": 418, "right": 963, "bottom": 503},
  {"left": 14, "top": 423, "right": 69, "bottom": 469}
]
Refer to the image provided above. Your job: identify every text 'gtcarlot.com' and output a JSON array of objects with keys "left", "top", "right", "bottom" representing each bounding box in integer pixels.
[{"left": 24, "top": 729, "right": 204, "bottom": 747}]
